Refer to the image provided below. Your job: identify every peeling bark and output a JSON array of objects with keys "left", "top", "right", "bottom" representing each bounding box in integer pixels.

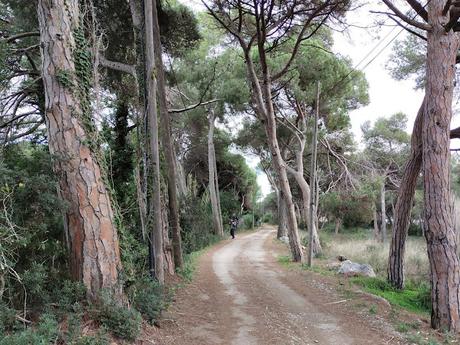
[
  {"left": 423, "top": 1, "right": 460, "bottom": 330},
  {"left": 37, "top": 0, "right": 122, "bottom": 299}
]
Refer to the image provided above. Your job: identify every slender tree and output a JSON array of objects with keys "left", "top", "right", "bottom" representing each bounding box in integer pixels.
[
  {"left": 144, "top": 0, "right": 164, "bottom": 283},
  {"left": 388, "top": 99, "right": 424, "bottom": 289},
  {"left": 151, "top": 0, "right": 184, "bottom": 268},
  {"left": 207, "top": 107, "right": 224, "bottom": 236}
]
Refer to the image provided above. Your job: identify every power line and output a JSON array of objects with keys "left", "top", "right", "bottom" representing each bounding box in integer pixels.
[{"left": 325, "top": 1, "right": 430, "bottom": 96}]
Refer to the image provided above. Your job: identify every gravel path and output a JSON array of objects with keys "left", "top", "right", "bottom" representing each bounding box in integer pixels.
[{"left": 153, "top": 226, "right": 405, "bottom": 345}]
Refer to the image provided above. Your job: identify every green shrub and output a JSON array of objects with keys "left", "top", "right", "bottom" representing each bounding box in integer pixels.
[
  {"left": 180, "top": 192, "right": 219, "bottom": 254},
  {"left": 177, "top": 251, "right": 201, "bottom": 282},
  {"left": 58, "top": 280, "right": 86, "bottom": 311},
  {"left": 72, "top": 331, "right": 110, "bottom": 345},
  {"left": 0, "top": 313, "right": 59, "bottom": 345},
  {"left": 408, "top": 223, "right": 422, "bottom": 236},
  {"left": 242, "top": 213, "right": 254, "bottom": 229},
  {"left": 261, "top": 212, "right": 273, "bottom": 224},
  {"left": 0, "top": 302, "right": 17, "bottom": 335},
  {"left": 128, "top": 277, "right": 165, "bottom": 323},
  {"left": 96, "top": 291, "right": 142, "bottom": 341}
]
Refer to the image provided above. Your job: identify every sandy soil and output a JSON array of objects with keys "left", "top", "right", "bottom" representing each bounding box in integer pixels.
[{"left": 151, "top": 226, "right": 408, "bottom": 345}]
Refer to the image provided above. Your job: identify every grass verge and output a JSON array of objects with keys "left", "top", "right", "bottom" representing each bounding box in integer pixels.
[{"left": 350, "top": 276, "right": 431, "bottom": 315}]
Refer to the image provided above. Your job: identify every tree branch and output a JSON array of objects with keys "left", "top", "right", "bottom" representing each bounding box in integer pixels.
[
  {"left": 99, "top": 56, "right": 136, "bottom": 76},
  {"left": 382, "top": 0, "right": 431, "bottom": 31},
  {"left": 387, "top": 15, "right": 427, "bottom": 40},
  {"left": 169, "top": 99, "right": 220, "bottom": 113},
  {"left": 450, "top": 126, "right": 460, "bottom": 139},
  {"left": 3, "top": 31, "right": 40, "bottom": 43},
  {"left": 271, "top": 1, "right": 333, "bottom": 80},
  {"left": 405, "top": 0, "right": 428, "bottom": 22}
]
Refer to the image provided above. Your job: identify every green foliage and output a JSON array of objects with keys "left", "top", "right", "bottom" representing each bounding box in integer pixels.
[
  {"left": 158, "top": 1, "right": 201, "bottom": 57},
  {"left": 219, "top": 191, "right": 241, "bottom": 228},
  {"left": 55, "top": 69, "right": 75, "bottom": 89},
  {"left": 387, "top": 34, "right": 426, "bottom": 89},
  {"left": 351, "top": 276, "right": 431, "bottom": 315},
  {"left": 241, "top": 213, "right": 254, "bottom": 229},
  {"left": 20, "top": 263, "right": 86, "bottom": 313},
  {"left": 128, "top": 277, "right": 165, "bottom": 323},
  {"left": 180, "top": 189, "right": 219, "bottom": 254},
  {"left": 277, "top": 255, "right": 292, "bottom": 266},
  {"left": 0, "top": 313, "right": 59, "bottom": 345},
  {"left": 361, "top": 112, "right": 410, "bottom": 171},
  {"left": 320, "top": 188, "right": 374, "bottom": 228},
  {"left": 177, "top": 250, "right": 203, "bottom": 283},
  {"left": 261, "top": 213, "right": 273, "bottom": 224},
  {"left": 0, "top": 302, "right": 17, "bottom": 335},
  {"left": 95, "top": 291, "right": 142, "bottom": 341},
  {"left": 72, "top": 23, "right": 95, "bottom": 137},
  {"left": 276, "top": 38, "right": 369, "bottom": 131},
  {"left": 72, "top": 332, "right": 110, "bottom": 345}
]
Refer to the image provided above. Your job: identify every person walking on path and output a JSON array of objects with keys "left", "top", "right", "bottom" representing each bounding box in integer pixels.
[{"left": 229, "top": 214, "right": 238, "bottom": 239}]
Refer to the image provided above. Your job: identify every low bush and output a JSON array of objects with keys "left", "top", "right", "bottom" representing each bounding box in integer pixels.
[
  {"left": 0, "top": 302, "right": 17, "bottom": 335},
  {"left": 95, "top": 291, "right": 142, "bottom": 341},
  {"left": 0, "top": 313, "right": 59, "bottom": 345},
  {"left": 128, "top": 277, "right": 165, "bottom": 324},
  {"left": 177, "top": 250, "right": 202, "bottom": 283},
  {"left": 73, "top": 332, "right": 110, "bottom": 345}
]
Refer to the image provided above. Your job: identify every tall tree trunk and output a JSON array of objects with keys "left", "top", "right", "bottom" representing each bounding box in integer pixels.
[
  {"left": 212, "top": 136, "right": 224, "bottom": 232},
  {"left": 334, "top": 218, "right": 342, "bottom": 235},
  {"left": 373, "top": 206, "right": 380, "bottom": 241},
  {"left": 277, "top": 192, "right": 288, "bottom": 239},
  {"left": 380, "top": 181, "right": 386, "bottom": 243},
  {"left": 151, "top": 0, "right": 183, "bottom": 269},
  {"left": 144, "top": 0, "right": 164, "bottom": 284},
  {"left": 37, "top": 0, "right": 122, "bottom": 299},
  {"left": 294, "top": 174, "right": 322, "bottom": 255},
  {"left": 176, "top": 158, "right": 188, "bottom": 197},
  {"left": 208, "top": 110, "right": 224, "bottom": 236},
  {"left": 423, "top": 2, "right": 460, "bottom": 330},
  {"left": 265, "top": 121, "right": 304, "bottom": 262},
  {"left": 388, "top": 99, "right": 424, "bottom": 289}
]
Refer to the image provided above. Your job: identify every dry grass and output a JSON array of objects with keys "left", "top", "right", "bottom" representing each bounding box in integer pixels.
[{"left": 319, "top": 231, "right": 430, "bottom": 283}]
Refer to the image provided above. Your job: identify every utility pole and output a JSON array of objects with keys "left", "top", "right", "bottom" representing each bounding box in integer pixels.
[{"left": 308, "top": 81, "right": 320, "bottom": 267}]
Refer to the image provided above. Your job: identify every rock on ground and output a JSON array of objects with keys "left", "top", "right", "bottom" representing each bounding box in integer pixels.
[{"left": 337, "top": 260, "right": 376, "bottom": 278}]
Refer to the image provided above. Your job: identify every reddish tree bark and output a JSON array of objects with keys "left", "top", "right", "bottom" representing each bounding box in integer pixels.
[
  {"left": 37, "top": 0, "right": 122, "bottom": 299},
  {"left": 423, "top": 0, "right": 460, "bottom": 330}
]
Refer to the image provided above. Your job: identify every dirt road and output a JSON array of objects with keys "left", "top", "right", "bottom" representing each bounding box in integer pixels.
[{"left": 154, "top": 227, "right": 404, "bottom": 345}]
